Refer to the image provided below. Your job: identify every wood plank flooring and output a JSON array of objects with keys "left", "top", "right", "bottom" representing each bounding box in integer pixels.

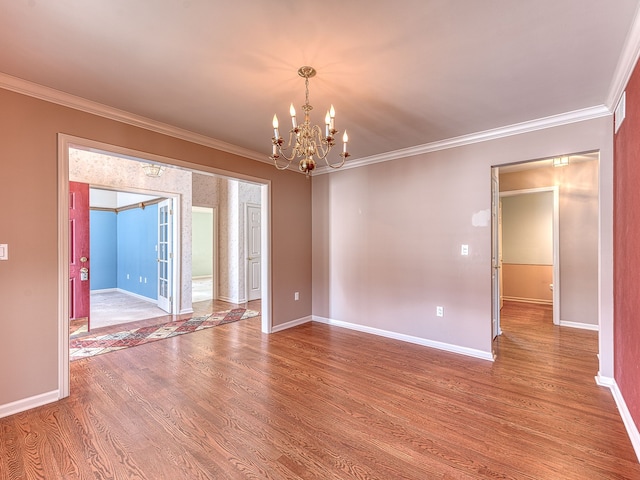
[{"left": 1, "top": 301, "right": 639, "bottom": 479}]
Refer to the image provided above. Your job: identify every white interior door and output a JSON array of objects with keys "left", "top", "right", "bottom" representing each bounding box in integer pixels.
[
  {"left": 491, "top": 167, "right": 501, "bottom": 340},
  {"left": 246, "top": 204, "right": 261, "bottom": 301},
  {"left": 158, "top": 199, "right": 173, "bottom": 313}
]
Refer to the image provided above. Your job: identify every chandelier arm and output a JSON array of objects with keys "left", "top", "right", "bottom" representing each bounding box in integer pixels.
[
  {"left": 325, "top": 155, "right": 347, "bottom": 169},
  {"left": 272, "top": 157, "right": 293, "bottom": 170},
  {"left": 275, "top": 131, "right": 302, "bottom": 161}
]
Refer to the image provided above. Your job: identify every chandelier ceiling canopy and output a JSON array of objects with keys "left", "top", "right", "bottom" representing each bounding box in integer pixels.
[{"left": 270, "top": 66, "right": 350, "bottom": 177}]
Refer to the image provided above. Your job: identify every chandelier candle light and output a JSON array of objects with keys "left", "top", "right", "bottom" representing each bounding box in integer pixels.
[{"left": 270, "top": 66, "right": 350, "bottom": 176}]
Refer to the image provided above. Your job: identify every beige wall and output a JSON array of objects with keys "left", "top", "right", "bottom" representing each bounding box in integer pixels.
[
  {"left": 312, "top": 117, "right": 612, "bottom": 360},
  {"left": 500, "top": 158, "right": 599, "bottom": 325},
  {"left": 500, "top": 190, "right": 554, "bottom": 306},
  {"left": 0, "top": 88, "right": 312, "bottom": 408},
  {"left": 501, "top": 191, "right": 554, "bottom": 264},
  {"left": 502, "top": 264, "right": 553, "bottom": 304}
]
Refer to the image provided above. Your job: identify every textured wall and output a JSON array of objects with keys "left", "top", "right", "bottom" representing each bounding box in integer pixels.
[
  {"left": 218, "top": 179, "right": 262, "bottom": 303},
  {"left": 614, "top": 63, "right": 640, "bottom": 433}
]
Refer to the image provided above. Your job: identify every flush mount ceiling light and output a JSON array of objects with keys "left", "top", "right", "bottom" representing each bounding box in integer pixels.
[
  {"left": 270, "top": 66, "right": 350, "bottom": 177},
  {"left": 141, "top": 163, "right": 166, "bottom": 177},
  {"left": 552, "top": 156, "right": 570, "bottom": 167}
]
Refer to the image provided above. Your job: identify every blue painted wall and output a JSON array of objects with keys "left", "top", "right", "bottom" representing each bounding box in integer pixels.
[
  {"left": 117, "top": 204, "right": 158, "bottom": 299},
  {"left": 90, "top": 204, "right": 158, "bottom": 300},
  {"left": 89, "top": 210, "right": 117, "bottom": 290}
]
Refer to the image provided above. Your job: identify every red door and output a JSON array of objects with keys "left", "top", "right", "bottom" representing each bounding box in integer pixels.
[{"left": 69, "top": 181, "right": 90, "bottom": 330}]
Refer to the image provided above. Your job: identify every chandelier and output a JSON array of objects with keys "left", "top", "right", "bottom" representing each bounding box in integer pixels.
[{"left": 270, "top": 66, "right": 350, "bottom": 176}]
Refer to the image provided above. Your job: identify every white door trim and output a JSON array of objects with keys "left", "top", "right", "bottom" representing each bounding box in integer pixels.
[{"left": 491, "top": 167, "right": 501, "bottom": 342}]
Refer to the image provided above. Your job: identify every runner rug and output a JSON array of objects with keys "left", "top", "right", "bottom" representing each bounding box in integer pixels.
[{"left": 70, "top": 308, "right": 259, "bottom": 360}]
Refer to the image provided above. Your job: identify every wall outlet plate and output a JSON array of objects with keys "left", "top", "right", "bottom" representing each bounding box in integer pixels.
[
  {"left": 436, "top": 306, "right": 444, "bottom": 317},
  {"left": 0, "top": 244, "right": 7, "bottom": 260}
]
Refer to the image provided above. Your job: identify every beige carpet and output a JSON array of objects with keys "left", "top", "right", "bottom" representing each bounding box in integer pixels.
[
  {"left": 90, "top": 291, "right": 169, "bottom": 329},
  {"left": 90, "top": 278, "right": 213, "bottom": 329},
  {"left": 192, "top": 276, "right": 213, "bottom": 303}
]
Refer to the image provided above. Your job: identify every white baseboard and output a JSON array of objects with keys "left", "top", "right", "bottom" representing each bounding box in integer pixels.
[
  {"left": 180, "top": 308, "right": 194, "bottom": 315},
  {"left": 312, "top": 315, "right": 494, "bottom": 361},
  {"left": 217, "top": 295, "right": 246, "bottom": 305},
  {"left": 115, "top": 288, "right": 156, "bottom": 304},
  {"left": 503, "top": 296, "right": 552, "bottom": 305},
  {"left": 271, "top": 315, "right": 312, "bottom": 333},
  {"left": 596, "top": 375, "right": 640, "bottom": 463},
  {"left": 0, "top": 390, "right": 59, "bottom": 419},
  {"left": 560, "top": 320, "right": 599, "bottom": 331},
  {"left": 90, "top": 288, "right": 117, "bottom": 294}
]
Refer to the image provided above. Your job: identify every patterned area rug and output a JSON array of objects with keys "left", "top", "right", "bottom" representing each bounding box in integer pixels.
[{"left": 70, "top": 308, "right": 259, "bottom": 360}]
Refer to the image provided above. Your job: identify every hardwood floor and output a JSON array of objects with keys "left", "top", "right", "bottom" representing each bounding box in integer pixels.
[{"left": 1, "top": 301, "right": 639, "bottom": 479}]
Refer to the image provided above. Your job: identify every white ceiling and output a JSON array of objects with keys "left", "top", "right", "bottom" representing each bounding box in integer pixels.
[{"left": 1, "top": 1, "right": 638, "bottom": 164}]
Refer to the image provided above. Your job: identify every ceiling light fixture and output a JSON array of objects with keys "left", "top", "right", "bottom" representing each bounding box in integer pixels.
[
  {"left": 552, "top": 156, "right": 570, "bottom": 167},
  {"left": 270, "top": 66, "right": 350, "bottom": 177},
  {"left": 141, "top": 163, "right": 166, "bottom": 177}
]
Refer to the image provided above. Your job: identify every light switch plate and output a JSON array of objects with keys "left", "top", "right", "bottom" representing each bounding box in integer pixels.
[{"left": 0, "top": 244, "right": 8, "bottom": 260}]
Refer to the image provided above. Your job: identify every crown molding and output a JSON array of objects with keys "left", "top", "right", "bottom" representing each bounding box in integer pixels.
[
  {"left": 0, "top": 72, "right": 611, "bottom": 178},
  {"left": 606, "top": 2, "right": 640, "bottom": 110},
  {"left": 314, "top": 105, "right": 611, "bottom": 175},
  {"left": 0, "top": 72, "right": 268, "bottom": 164}
]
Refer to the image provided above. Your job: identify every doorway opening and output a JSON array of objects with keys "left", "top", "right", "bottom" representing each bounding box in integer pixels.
[
  {"left": 192, "top": 206, "right": 216, "bottom": 304},
  {"left": 58, "top": 134, "right": 272, "bottom": 398},
  {"left": 83, "top": 187, "right": 179, "bottom": 333},
  {"left": 492, "top": 152, "right": 600, "bottom": 356}
]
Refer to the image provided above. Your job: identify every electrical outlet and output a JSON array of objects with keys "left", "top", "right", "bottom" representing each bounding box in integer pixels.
[
  {"left": 461, "top": 244, "right": 469, "bottom": 256},
  {"left": 436, "top": 306, "right": 444, "bottom": 317},
  {"left": 294, "top": 292, "right": 300, "bottom": 301}
]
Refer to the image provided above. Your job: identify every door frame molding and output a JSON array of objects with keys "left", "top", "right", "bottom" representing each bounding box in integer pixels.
[{"left": 57, "top": 134, "right": 272, "bottom": 399}]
